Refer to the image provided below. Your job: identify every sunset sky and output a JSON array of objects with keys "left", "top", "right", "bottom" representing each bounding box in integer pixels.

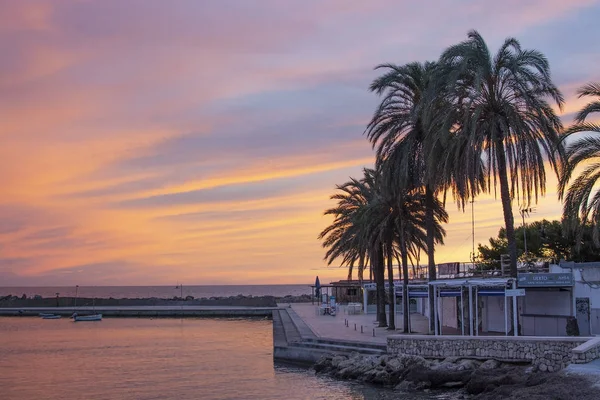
[{"left": 1, "top": 0, "right": 599, "bottom": 286}]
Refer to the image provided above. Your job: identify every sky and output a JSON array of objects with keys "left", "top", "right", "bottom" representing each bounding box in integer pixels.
[{"left": 1, "top": 0, "right": 599, "bottom": 286}]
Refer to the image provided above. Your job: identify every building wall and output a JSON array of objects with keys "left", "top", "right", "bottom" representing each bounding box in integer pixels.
[
  {"left": 521, "top": 289, "right": 571, "bottom": 315},
  {"left": 482, "top": 296, "right": 507, "bottom": 333},
  {"left": 553, "top": 263, "right": 600, "bottom": 334},
  {"left": 441, "top": 297, "right": 458, "bottom": 329}
]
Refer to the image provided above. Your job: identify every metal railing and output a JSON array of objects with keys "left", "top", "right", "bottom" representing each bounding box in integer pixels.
[{"left": 436, "top": 259, "right": 551, "bottom": 280}]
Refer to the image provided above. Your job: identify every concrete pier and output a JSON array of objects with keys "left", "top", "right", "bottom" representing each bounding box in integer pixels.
[{"left": 0, "top": 305, "right": 277, "bottom": 318}]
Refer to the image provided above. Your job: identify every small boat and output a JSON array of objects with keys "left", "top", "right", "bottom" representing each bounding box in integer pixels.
[
  {"left": 71, "top": 313, "right": 102, "bottom": 322},
  {"left": 41, "top": 314, "right": 61, "bottom": 319}
]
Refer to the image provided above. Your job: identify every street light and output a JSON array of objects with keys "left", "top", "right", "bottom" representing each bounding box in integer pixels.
[{"left": 75, "top": 285, "right": 79, "bottom": 308}]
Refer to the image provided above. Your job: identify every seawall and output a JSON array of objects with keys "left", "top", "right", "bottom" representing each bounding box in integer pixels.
[
  {"left": 387, "top": 334, "right": 600, "bottom": 372},
  {"left": 0, "top": 306, "right": 277, "bottom": 318}
]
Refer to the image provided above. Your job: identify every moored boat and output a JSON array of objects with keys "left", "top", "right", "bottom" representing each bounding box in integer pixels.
[
  {"left": 41, "top": 314, "right": 61, "bottom": 319},
  {"left": 71, "top": 313, "right": 102, "bottom": 322},
  {"left": 39, "top": 313, "right": 55, "bottom": 317}
]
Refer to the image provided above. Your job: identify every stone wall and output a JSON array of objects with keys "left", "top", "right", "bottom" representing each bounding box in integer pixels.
[
  {"left": 571, "top": 337, "right": 600, "bottom": 364},
  {"left": 388, "top": 335, "right": 595, "bottom": 372}
]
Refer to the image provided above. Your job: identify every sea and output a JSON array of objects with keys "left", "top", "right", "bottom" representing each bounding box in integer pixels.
[
  {"left": 0, "top": 317, "right": 456, "bottom": 400},
  {"left": 0, "top": 284, "right": 313, "bottom": 299}
]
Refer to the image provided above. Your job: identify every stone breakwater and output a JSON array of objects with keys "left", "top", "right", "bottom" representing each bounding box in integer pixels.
[
  {"left": 0, "top": 294, "right": 313, "bottom": 308},
  {"left": 314, "top": 352, "right": 600, "bottom": 399},
  {"left": 387, "top": 335, "right": 598, "bottom": 372}
]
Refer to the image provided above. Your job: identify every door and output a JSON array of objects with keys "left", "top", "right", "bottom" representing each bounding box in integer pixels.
[{"left": 576, "top": 297, "right": 591, "bottom": 336}]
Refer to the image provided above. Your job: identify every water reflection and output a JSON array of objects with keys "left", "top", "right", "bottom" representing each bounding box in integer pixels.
[{"left": 0, "top": 317, "right": 399, "bottom": 400}]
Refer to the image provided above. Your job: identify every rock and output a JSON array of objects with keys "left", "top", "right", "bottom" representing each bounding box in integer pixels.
[
  {"left": 444, "top": 356, "right": 460, "bottom": 363},
  {"left": 465, "top": 368, "right": 521, "bottom": 395},
  {"left": 336, "top": 357, "right": 358, "bottom": 371},
  {"left": 458, "top": 359, "right": 481, "bottom": 370},
  {"left": 404, "top": 365, "right": 471, "bottom": 389},
  {"left": 440, "top": 381, "right": 466, "bottom": 388},
  {"left": 185, "top": 295, "right": 194, "bottom": 301},
  {"left": 371, "top": 370, "right": 391, "bottom": 385},
  {"left": 331, "top": 355, "right": 347, "bottom": 368},
  {"left": 378, "top": 355, "right": 390, "bottom": 366},
  {"left": 538, "top": 363, "right": 548, "bottom": 372},
  {"left": 524, "top": 366, "right": 535, "bottom": 374},
  {"left": 385, "top": 357, "right": 404, "bottom": 374},
  {"left": 362, "top": 368, "right": 380, "bottom": 383},
  {"left": 395, "top": 379, "right": 430, "bottom": 392},
  {"left": 433, "top": 361, "right": 460, "bottom": 371},
  {"left": 479, "top": 359, "right": 501, "bottom": 370},
  {"left": 314, "top": 355, "right": 333, "bottom": 373},
  {"left": 33, "top": 295, "right": 42, "bottom": 300}
]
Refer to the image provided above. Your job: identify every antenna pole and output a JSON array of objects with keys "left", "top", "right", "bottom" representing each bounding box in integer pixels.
[
  {"left": 522, "top": 210, "right": 527, "bottom": 255},
  {"left": 471, "top": 200, "right": 475, "bottom": 264}
]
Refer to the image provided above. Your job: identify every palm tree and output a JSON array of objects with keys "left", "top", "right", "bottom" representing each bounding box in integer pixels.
[
  {"left": 318, "top": 170, "right": 388, "bottom": 327},
  {"left": 438, "top": 30, "right": 564, "bottom": 277},
  {"left": 319, "top": 181, "right": 369, "bottom": 282},
  {"left": 559, "top": 82, "right": 600, "bottom": 246},
  {"left": 389, "top": 172, "right": 447, "bottom": 333},
  {"left": 362, "top": 160, "right": 448, "bottom": 332},
  {"left": 365, "top": 61, "right": 477, "bottom": 332}
]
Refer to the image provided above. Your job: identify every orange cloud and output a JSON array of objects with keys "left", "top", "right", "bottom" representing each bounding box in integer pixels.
[{"left": 0, "top": 0, "right": 599, "bottom": 285}]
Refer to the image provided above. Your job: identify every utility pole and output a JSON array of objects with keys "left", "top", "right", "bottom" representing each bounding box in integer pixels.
[
  {"left": 471, "top": 200, "right": 476, "bottom": 264},
  {"left": 520, "top": 207, "right": 535, "bottom": 256}
]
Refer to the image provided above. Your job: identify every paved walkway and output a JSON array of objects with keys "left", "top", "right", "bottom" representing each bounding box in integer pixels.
[{"left": 284, "top": 303, "right": 431, "bottom": 344}]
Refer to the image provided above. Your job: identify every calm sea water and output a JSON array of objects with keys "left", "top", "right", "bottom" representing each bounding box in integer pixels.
[
  {"left": 0, "top": 285, "right": 312, "bottom": 299},
  {"left": 0, "top": 317, "right": 408, "bottom": 400}
]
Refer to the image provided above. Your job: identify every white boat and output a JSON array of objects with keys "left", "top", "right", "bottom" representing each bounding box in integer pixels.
[
  {"left": 41, "top": 314, "right": 61, "bottom": 319},
  {"left": 72, "top": 313, "right": 102, "bottom": 322}
]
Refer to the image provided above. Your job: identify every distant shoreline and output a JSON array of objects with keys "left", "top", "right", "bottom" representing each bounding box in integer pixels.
[
  {"left": 0, "top": 284, "right": 313, "bottom": 300},
  {"left": 0, "top": 294, "right": 313, "bottom": 308}
]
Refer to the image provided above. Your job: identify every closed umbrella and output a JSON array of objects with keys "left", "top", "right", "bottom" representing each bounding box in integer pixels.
[{"left": 315, "top": 276, "right": 321, "bottom": 300}]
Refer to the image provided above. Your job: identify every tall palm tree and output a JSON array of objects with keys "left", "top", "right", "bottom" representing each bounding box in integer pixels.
[
  {"left": 438, "top": 30, "right": 564, "bottom": 277},
  {"left": 559, "top": 82, "right": 600, "bottom": 246},
  {"left": 318, "top": 170, "right": 388, "bottom": 327},
  {"left": 365, "top": 61, "right": 478, "bottom": 332},
  {"left": 383, "top": 165, "right": 447, "bottom": 332}
]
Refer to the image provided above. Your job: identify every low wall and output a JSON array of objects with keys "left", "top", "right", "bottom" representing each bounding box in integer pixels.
[
  {"left": 388, "top": 335, "right": 597, "bottom": 372},
  {"left": 571, "top": 337, "right": 600, "bottom": 364}
]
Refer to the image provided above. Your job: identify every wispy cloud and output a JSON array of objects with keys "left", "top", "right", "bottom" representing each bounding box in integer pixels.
[{"left": 0, "top": 0, "right": 599, "bottom": 285}]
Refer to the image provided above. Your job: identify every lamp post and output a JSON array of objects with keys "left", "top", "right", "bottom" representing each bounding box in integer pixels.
[{"left": 75, "top": 285, "right": 79, "bottom": 308}]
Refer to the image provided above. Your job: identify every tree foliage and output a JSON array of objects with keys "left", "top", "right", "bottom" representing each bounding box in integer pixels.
[
  {"left": 477, "top": 219, "right": 600, "bottom": 264},
  {"left": 559, "top": 82, "right": 600, "bottom": 246}
]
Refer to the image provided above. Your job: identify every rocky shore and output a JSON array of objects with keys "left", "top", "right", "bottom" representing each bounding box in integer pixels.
[
  {"left": 314, "top": 352, "right": 600, "bottom": 399},
  {"left": 0, "top": 293, "right": 313, "bottom": 308}
]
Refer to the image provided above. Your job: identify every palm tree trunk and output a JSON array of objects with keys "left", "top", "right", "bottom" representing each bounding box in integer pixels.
[
  {"left": 396, "top": 254, "right": 402, "bottom": 286},
  {"left": 495, "top": 142, "right": 518, "bottom": 277},
  {"left": 425, "top": 185, "right": 436, "bottom": 333},
  {"left": 374, "top": 245, "right": 387, "bottom": 327},
  {"left": 496, "top": 140, "right": 520, "bottom": 335},
  {"left": 387, "top": 240, "right": 396, "bottom": 330},
  {"left": 400, "top": 234, "right": 410, "bottom": 333},
  {"left": 358, "top": 253, "right": 365, "bottom": 285}
]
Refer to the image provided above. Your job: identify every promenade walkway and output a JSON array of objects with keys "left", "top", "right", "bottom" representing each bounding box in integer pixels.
[{"left": 284, "top": 303, "right": 430, "bottom": 345}]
